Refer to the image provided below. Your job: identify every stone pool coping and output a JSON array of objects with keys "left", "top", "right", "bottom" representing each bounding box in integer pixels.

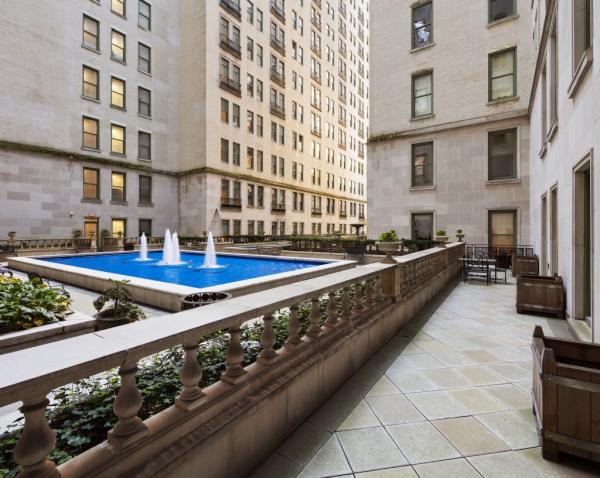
[{"left": 8, "top": 251, "right": 355, "bottom": 311}]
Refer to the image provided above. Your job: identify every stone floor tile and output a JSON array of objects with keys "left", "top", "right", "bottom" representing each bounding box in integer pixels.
[
  {"left": 518, "top": 447, "right": 600, "bottom": 477},
  {"left": 366, "top": 375, "right": 402, "bottom": 397},
  {"left": 399, "top": 342, "right": 427, "bottom": 355},
  {"left": 337, "top": 399, "right": 382, "bottom": 431},
  {"left": 412, "top": 458, "right": 482, "bottom": 478},
  {"left": 447, "top": 387, "right": 509, "bottom": 414},
  {"left": 513, "top": 407, "right": 537, "bottom": 427},
  {"left": 436, "top": 337, "right": 481, "bottom": 351},
  {"left": 487, "top": 363, "right": 532, "bottom": 382},
  {"left": 331, "top": 380, "right": 372, "bottom": 406},
  {"left": 402, "top": 353, "right": 448, "bottom": 370},
  {"left": 421, "top": 368, "right": 474, "bottom": 389},
  {"left": 386, "top": 421, "right": 460, "bottom": 464},
  {"left": 337, "top": 427, "right": 408, "bottom": 473},
  {"left": 351, "top": 365, "right": 389, "bottom": 387},
  {"left": 474, "top": 411, "right": 539, "bottom": 450},
  {"left": 467, "top": 450, "right": 549, "bottom": 478},
  {"left": 430, "top": 350, "right": 479, "bottom": 367},
  {"left": 461, "top": 349, "right": 504, "bottom": 365},
  {"left": 413, "top": 340, "right": 452, "bottom": 354},
  {"left": 297, "top": 434, "right": 353, "bottom": 478},
  {"left": 249, "top": 452, "right": 302, "bottom": 478},
  {"left": 433, "top": 416, "right": 511, "bottom": 456},
  {"left": 307, "top": 398, "right": 356, "bottom": 432},
  {"left": 366, "top": 394, "right": 426, "bottom": 425},
  {"left": 454, "top": 366, "right": 507, "bottom": 386},
  {"left": 277, "top": 422, "right": 332, "bottom": 465},
  {"left": 405, "top": 391, "right": 470, "bottom": 420},
  {"left": 355, "top": 467, "right": 418, "bottom": 478},
  {"left": 483, "top": 384, "right": 532, "bottom": 409},
  {"left": 512, "top": 380, "right": 533, "bottom": 394},
  {"left": 386, "top": 371, "right": 439, "bottom": 393},
  {"left": 386, "top": 356, "right": 418, "bottom": 373}
]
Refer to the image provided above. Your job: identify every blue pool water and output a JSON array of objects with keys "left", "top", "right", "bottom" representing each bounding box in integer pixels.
[{"left": 42, "top": 251, "right": 328, "bottom": 288}]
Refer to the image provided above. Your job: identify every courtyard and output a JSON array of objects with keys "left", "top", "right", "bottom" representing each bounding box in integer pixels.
[{"left": 252, "top": 280, "right": 598, "bottom": 478}]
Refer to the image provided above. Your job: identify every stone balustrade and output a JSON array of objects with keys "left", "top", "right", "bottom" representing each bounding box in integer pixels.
[
  {"left": 0, "top": 242, "right": 464, "bottom": 478},
  {"left": 0, "top": 238, "right": 93, "bottom": 251}
]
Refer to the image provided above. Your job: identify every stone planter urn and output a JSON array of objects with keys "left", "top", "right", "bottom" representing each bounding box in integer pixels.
[
  {"left": 434, "top": 234, "right": 448, "bottom": 248},
  {"left": 456, "top": 231, "right": 464, "bottom": 242},
  {"left": 377, "top": 241, "right": 401, "bottom": 263}
]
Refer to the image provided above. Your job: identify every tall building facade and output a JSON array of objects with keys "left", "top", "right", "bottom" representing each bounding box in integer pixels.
[
  {"left": 0, "top": 0, "right": 368, "bottom": 240},
  {"left": 528, "top": 0, "right": 598, "bottom": 341},
  {"left": 368, "top": 0, "right": 532, "bottom": 245}
]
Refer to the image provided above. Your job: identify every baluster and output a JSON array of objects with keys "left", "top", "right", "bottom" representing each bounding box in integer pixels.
[
  {"left": 339, "top": 286, "right": 352, "bottom": 324},
  {"left": 352, "top": 283, "right": 364, "bottom": 318},
  {"left": 258, "top": 313, "right": 277, "bottom": 364},
  {"left": 108, "top": 361, "right": 148, "bottom": 451},
  {"left": 373, "top": 275, "right": 382, "bottom": 301},
  {"left": 364, "top": 279, "right": 373, "bottom": 308},
  {"left": 13, "top": 395, "right": 58, "bottom": 478},
  {"left": 324, "top": 291, "right": 339, "bottom": 329},
  {"left": 285, "top": 304, "right": 302, "bottom": 348},
  {"left": 306, "top": 297, "right": 322, "bottom": 338},
  {"left": 221, "top": 325, "right": 248, "bottom": 384},
  {"left": 175, "top": 339, "right": 206, "bottom": 412}
]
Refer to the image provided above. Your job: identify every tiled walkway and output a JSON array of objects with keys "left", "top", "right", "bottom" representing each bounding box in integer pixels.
[{"left": 251, "top": 281, "right": 599, "bottom": 478}]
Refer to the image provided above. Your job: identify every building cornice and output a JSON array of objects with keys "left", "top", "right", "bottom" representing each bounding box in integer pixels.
[
  {"left": 0, "top": 140, "right": 367, "bottom": 205},
  {"left": 527, "top": 0, "right": 557, "bottom": 117},
  {"left": 368, "top": 108, "right": 529, "bottom": 144}
]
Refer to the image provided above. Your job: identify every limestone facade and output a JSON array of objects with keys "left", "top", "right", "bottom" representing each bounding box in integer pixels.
[
  {"left": 0, "top": 0, "right": 368, "bottom": 239},
  {"left": 368, "top": 0, "right": 532, "bottom": 244}
]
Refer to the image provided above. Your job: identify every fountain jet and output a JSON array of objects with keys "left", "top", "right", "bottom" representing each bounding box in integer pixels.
[
  {"left": 163, "top": 229, "right": 173, "bottom": 265},
  {"left": 139, "top": 233, "right": 148, "bottom": 261},
  {"left": 202, "top": 232, "right": 219, "bottom": 268}
]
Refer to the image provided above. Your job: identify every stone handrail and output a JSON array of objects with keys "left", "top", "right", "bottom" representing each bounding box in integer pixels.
[
  {"left": 0, "top": 238, "right": 92, "bottom": 250},
  {"left": 0, "top": 243, "right": 464, "bottom": 477}
]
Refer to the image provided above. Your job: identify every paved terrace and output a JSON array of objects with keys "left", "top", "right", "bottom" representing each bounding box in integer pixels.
[{"left": 252, "top": 281, "right": 598, "bottom": 478}]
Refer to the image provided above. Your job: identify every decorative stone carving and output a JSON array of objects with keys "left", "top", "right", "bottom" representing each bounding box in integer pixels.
[
  {"left": 175, "top": 340, "right": 206, "bottom": 412},
  {"left": 221, "top": 326, "right": 248, "bottom": 384}
]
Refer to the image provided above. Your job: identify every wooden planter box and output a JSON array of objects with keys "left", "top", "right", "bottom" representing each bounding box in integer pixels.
[
  {"left": 532, "top": 326, "right": 600, "bottom": 463},
  {"left": 512, "top": 254, "right": 539, "bottom": 277},
  {"left": 517, "top": 274, "right": 565, "bottom": 318}
]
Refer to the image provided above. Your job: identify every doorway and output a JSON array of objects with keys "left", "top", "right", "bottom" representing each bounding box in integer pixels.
[
  {"left": 488, "top": 210, "right": 517, "bottom": 249},
  {"left": 84, "top": 217, "right": 98, "bottom": 240},
  {"left": 574, "top": 159, "right": 593, "bottom": 324},
  {"left": 541, "top": 194, "right": 548, "bottom": 275},
  {"left": 550, "top": 186, "right": 558, "bottom": 276}
]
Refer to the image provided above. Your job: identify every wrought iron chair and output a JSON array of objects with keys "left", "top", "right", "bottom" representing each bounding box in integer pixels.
[
  {"left": 27, "top": 272, "right": 71, "bottom": 298},
  {"left": 463, "top": 250, "right": 492, "bottom": 285}
]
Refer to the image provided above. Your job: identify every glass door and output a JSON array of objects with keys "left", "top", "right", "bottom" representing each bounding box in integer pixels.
[{"left": 488, "top": 210, "right": 516, "bottom": 249}]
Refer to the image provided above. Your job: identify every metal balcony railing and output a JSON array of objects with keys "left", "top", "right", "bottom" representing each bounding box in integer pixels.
[
  {"left": 270, "top": 68, "right": 285, "bottom": 87},
  {"left": 270, "top": 103, "right": 286, "bottom": 119},
  {"left": 219, "top": 74, "right": 241, "bottom": 96},
  {"left": 221, "top": 197, "right": 242, "bottom": 208},
  {"left": 219, "top": 34, "right": 241, "bottom": 59},
  {"left": 271, "top": 202, "right": 286, "bottom": 213},
  {"left": 270, "top": 2, "right": 285, "bottom": 23},
  {"left": 220, "top": 0, "right": 241, "bottom": 19},
  {"left": 311, "top": 207, "right": 322, "bottom": 216},
  {"left": 270, "top": 35, "right": 286, "bottom": 55}
]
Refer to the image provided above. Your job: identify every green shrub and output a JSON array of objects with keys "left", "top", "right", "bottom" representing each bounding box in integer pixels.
[
  {"left": 378, "top": 230, "right": 399, "bottom": 242},
  {"left": 93, "top": 280, "right": 145, "bottom": 322},
  {"left": 435, "top": 230, "right": 447, "bottom": 236},
  {"left": 0, "top": 277, "right": 71, "bottom": 333}
]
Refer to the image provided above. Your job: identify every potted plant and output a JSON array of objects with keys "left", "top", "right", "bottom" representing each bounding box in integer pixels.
[
  {"left": 434, "top": 230, "right": 448, "bottom": 248},
  {"left": 72, "top": 230, "right": 82, "bottom": 239},
  {"left": 377, "top": 230, "right": 401, "bottom": 263},
  {"left": 93, "top": 280, "right": 146, "bottom": 330},
  {"left": 456, "top": 229, "right": 464, "bottom": 242},
  {"left": 7, "top": 231, "right": 16, "bottom": 243},
  {"left": 101, "top": 229, "right": 110, "bottom": 237}
]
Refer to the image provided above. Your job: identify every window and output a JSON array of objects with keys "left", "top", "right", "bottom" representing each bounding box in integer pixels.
[
  {"left": 233, "top": 220, "right": 241, "bottom": 236},
  {"left": 82, "top": 116, "right": 99, "bottom": 149},
  {"left": 488, "top": 210, "right": 516, "bottom": 247},
  {"left": 489, "top": 48, "right": 516, "bottom": 101},
  {"left": 138, "top": 131, "right": 151, "bottom": 160},
  {"left": 138, "top": 87, "right": 151, "bottom": 116},
  {"left": 488, "top": 128, "right": 517, "bottom": 180},
  {"left": 138, "top": 43, "right": 151, "bottom": 73},
  {"left": 111, "top": 77, "right": 126, "bottom": 108},
  {"left": 111, "top": 30, "right": 126, "bottom": 62},
  {"left": 233, "top": 142, "right": 240, "bottom": 165},
  {"left": 248, "top": 220, "right": 255, "bottom": 235},
  {"left": 412, "top": 72, "right": 433, "bottom": 117},
  {"left": 411, "top": 142, "right": 434, "bottom": 186},
  {"left": 139, "top": 219, "right": 152, "bottom": 237},
  {"left": 247, "top": 147, "right": 254, "bottom": 169},
  {"left": 221, "top": 98, "right": 229, "bottom": 123},
  {"left": 257, "top": 8, "right": 263, "bottom": 31},
  {"left": 111, "top": 124, "right": 126, "bottom": 154},
  {"left": 233, "top": 104, "right": 240, "bottom": 127},
  {"left": 83, "top": 168, "right": 99, "bottom": 199},
  {"left": 412, "top": 2, "right": 432, "bottom": 49},
  {"left": 573, "top": 0, "right": 593, "bottom": 72},
  {"left": 82, "top": 66, "right": 99, "bottom": 100},
  {"left": 247, "top": 37, "right": 254, "bottom": 60},
  {"left": 222, "top": 220, "right": 230, "bottom": 236},
  {"left": 221, "top": 138, "right": 229, "bottom": 163},
  {"left": 257, "top": 115, "right": 263, "bottom": 136},
  {"left": 257, "top": 150, "right": 263, "bottom": 171},
  {"left": 549, "top": 23, "right": 558, "bottom": 127},
  {"left": 83, "top": 15, "right": 99, "bottom": 50},
  {"left": 248, "top": 1, "right": 254, "bottom": 23},
  {"left": 138, "top": 0, "right": 151, "bottom": 30},
  {"left": 411, "top": 212, "right": 433, "bottom": 240},
  {"left": 112, "top": 0, "right": 126, "bottom": 16},
  {"left": 247, "top": 184, "right": 256, "bottom": 207},
  {"left": 139, "top": 175, "right": 152, "bottom": 204},
  {"left": 111, "top": 172, "right": 126, "bottom": 202},
  {"left": 489, "top": 0, "right": 514, "bottom": 22},
  {"left": 112, "top": 219, "right": 126, "bottom": 238},
  {"left": 247, "top": 110, "right": 254, "bottom": 133}
]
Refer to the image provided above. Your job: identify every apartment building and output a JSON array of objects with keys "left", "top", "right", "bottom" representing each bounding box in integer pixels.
[
  {"left": 368, "top": 0, "right": 532, "bottom": 245},
  {"left": 528, "top": 0, "right": 598, "bottom": 341},
  {"left": 0, "top": 0, "right": 369, "bottom": 240}
]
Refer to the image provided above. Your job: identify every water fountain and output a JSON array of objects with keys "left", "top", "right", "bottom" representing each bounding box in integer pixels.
[
  {"left": 138, "top": 233, "right": 149, "bottom": 261},
  {"left": 202, "top": 232, "right": 219, "bottom": 268},
  {"left": 172, "top": 232, "right": 181, "bottom": 264},
  {"left": 162, "top": 229, "right": 173, "bottom": 265}
]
